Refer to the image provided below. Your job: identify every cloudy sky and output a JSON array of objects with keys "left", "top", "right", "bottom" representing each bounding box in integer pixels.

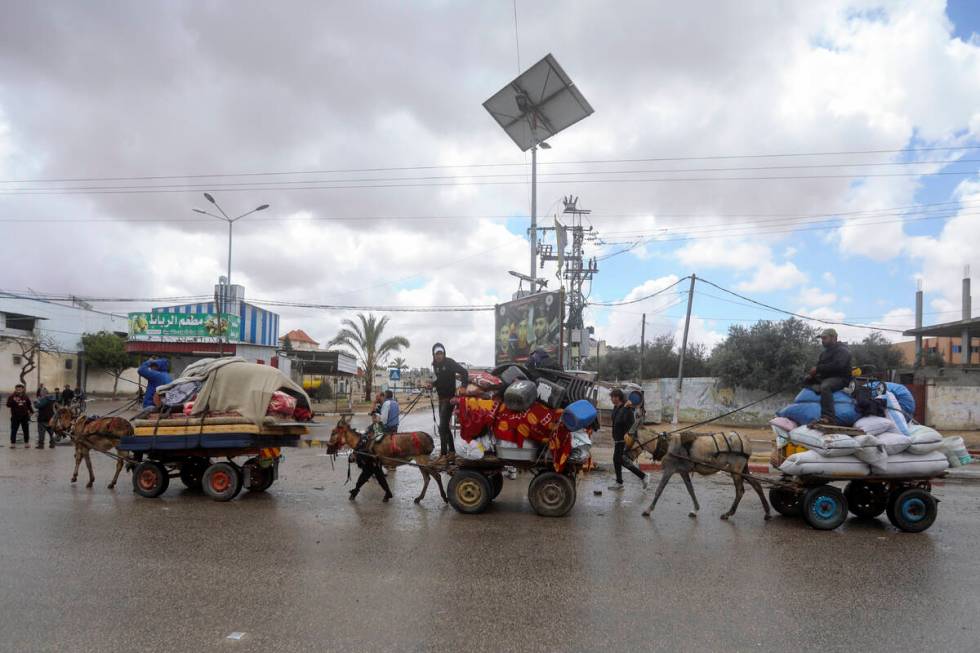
[{"left": 1, "top": 0, "right": 979, "bottom": 367}]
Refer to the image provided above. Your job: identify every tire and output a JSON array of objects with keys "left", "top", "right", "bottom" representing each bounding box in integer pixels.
[
  {"left": 802, "top": 485, "right": 848, "bottom": 530},
  {"left": 528, "top": 472, "right": 576, "bottom": 518},
  {"left": 769, "top": 487, "right": 803, "bottom": 517},
  {"left": 447, "top": 470, "right": 492, "bottom": 514},
  {"left": 133, "top": 461, "right": 169, "bottom": 499},
  {"left": 886, "top": 488, "right": 938, "bottom": 533},
  {"left": 488, "top": 471, "right": 504, "bottom": 499},
  {"left": 202, "top": 462, "right": 243, "bottom": 502},
  {"left": 245, "top": 460, "right": 276, "bottom": 492},
  {"left": 844, "top": 481, "right": 889, "bottom": 519},
  {"left": 179, "top": 459, "right": 209, "bottom": 490}
]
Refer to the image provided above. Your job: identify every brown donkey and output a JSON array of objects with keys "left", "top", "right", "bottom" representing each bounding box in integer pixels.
[
  {"left": 632, "top": 431, "right": 771, "bottom": 521},
  {"left": 50, "top": 408, "right": 134, "bottom": 489},
  {"left": 327, "top": 416, "right": 447, "bottom": 504}
]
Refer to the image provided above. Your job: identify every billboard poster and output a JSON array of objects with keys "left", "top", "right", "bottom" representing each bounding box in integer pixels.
[
  {"left": 495, "top": 291, "right": 563, "bottom": 366},
  {"left": 128, "top": 312, "right": 240, "bottom": 342}
]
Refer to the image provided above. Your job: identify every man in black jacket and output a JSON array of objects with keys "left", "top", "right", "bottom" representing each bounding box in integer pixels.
[
  {"left": 608, "top": 388, "right": 649, "bottom": 491},
  {"left": 805, "top": 328, "right": 853, "bottom": 424},
  {"left": 425, "top": 343, "right": 468, "bottom": 456}
]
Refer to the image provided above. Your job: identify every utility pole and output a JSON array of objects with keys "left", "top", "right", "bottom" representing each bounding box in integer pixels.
[
  {"left": 530, "top": 145, "right": 538, "bottom": 284},
  {"left": 673, "top": 274, "right": 696, "bottom": 425},
  {"left": 639, "top": 313, "right": 646, "bottom": 383}
]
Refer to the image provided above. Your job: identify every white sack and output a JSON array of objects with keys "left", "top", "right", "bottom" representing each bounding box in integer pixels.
[
  {"left": 878, "top": 451, "right": 948, "bottom": 477},
  {"left": 852, "top": 434, "right": 888, "bottom": 474},
  {"left": 854, "top": 416, "right": 894, "bottom": 436},
  {"left": 787, "top": 425, "right": 825, "bottom": 450},
  {"left": 779, "top": 451, "right": 869, "bottom": 478},
  {"left": 907, "top": 425, "right": 944, "bottom": 455},
  {"left": 817, "top": 433, "right": 859, "bottom": 457},
  {"left": 941, "top": 436, "right": 972, "bottom": 467},
  {"left": 876, "top": 432, "right": 911, "bottom": 455}
]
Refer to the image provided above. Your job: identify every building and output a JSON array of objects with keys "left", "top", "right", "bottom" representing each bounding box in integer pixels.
[
  {"left": 895, "top": 337, "right": 980, "bottom": 366},
  {"left": 1, "top": 292, "right": 137, "bottom": 393},
  {"left": 280, "top": 329, "right": 319, "bottom": 352},
  {"left": 125, "top": 281, "right": 282, "bottom": 376}
]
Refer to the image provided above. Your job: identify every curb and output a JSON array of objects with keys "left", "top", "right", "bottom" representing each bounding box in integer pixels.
[{"left": 637, "top": 461, "right": 771, "bottom": 475}]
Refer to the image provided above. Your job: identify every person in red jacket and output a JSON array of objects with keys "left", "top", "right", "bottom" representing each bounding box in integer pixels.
[{"left": 7, "top": 384, "right": 34, "bottom": 448}]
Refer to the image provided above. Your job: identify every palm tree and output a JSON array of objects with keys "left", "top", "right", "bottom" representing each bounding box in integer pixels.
[
  {"left": 328, "top": 313, "right": 410, "bottom": 401},
  {"left": 391, "top": 356, "right": 409, "bottom": 371}
]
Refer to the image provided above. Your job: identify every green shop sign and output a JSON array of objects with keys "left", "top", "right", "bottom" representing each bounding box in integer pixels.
[{"left": 128, "top": 312, "right": 240, "bottom": 342}]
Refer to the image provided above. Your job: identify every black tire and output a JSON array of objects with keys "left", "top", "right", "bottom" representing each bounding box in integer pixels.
[
  {"left": 528, "top": 472, "right": 576, "bottom": 518},
  {"left": 202, "top": 462, "right": 243, "bottom": 502},
  {"left": 488, "top": 471, "right": 504, "bottom": 499},
  {"left": 133, "top": 461, "right": 169, "bottom": 499},
  {"left": 178, "top": 459, "right": 209, "bottom": 490},
  {"left": 844, "top": 481, "right": 889, "bottom": 519},
  {"left": 886, "top": 488, "right": 938, "bottom": 533},
  {"left": 802, "top": 485, "right": 848, "bottom": 530},
  {"left": 245, "top": 460, "right": 276, "bottom": 492},
  {"left": 447, "top": 470, "right": 492, "bottom": 514},
  {"left": 769, "top": 487, "right": 803, "bottom": 517}
]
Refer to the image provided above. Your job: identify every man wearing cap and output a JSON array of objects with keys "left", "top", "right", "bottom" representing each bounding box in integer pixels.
[
  {"left": 425, "top": 343, "right": 468, "bottom": 456},
  {"left": 805, "top": 329, "right": 853, "bottom": 424}
]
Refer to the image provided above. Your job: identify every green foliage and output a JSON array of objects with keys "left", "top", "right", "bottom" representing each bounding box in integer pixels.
[
  {"left": 81, "top": 331, "right": 135, "bottom": 396},
  {"left": 850, "top": 331, "right": 905, "bottom": 373},
  {"left": 709, "top": 318, "right": 820, "bottom": 392},
  {"left": 328, "top": 313, "right": 409, "bottom": 401},
  {"left": 921, "top": 349, "right": 946, "bottom": 368},
  {"left": 584, "top": 334, "right": 711, "bottom": 381}
]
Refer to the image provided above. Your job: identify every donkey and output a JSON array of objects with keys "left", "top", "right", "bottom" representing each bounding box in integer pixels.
[
  {"left": 327, "top": 416, "right": 447, "bottom": 504},
  {"left": 631, "top": 431, "right": 771, "bottom": 521},
  {"left": 50, "top": 408, "right": 134, "bottom": 489}
]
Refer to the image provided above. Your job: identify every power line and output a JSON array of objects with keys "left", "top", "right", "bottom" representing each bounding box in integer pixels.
[{"left": 588, "top": 278, "right": 690, "bottom": 306}]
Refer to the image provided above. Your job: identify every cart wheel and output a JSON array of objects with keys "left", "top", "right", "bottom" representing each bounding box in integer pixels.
[
  {"left": 202, "top": 462, "right": 243, "bottom": 502},
  {"left": 802, "top": 485, "right": 847, "bottom": 530},
  {"left": 844, "top": 481, "right": 889, "bottom": 519},
  {"left": 133, "top": 461, "right": 169, "bottom": 499},
  {"left": 245, "top": 460, "right": 276, "bottom": 492},
  {"left": 769, "top": 487, "right": 802, "bottom": 517},
  {"left": 886, "top": 488, "right": 938, "bottom": 533},
  {"left": 447, "top": 470, "right": 492, "bottom": 514},
  {"left": 528, "top": 472, "right": 575, "bottom": 518},
  {"left": 179, "top": 459, "right": 209, "bottom": 490},
  {"left": 488, "top": 471, "right": 504, "bottom": 500}
]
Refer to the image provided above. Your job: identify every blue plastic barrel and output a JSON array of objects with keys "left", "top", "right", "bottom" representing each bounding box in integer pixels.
[
  {"left": 563, "top": 399, "right": 598, "bottom": 431},
  {"left": 628, "top": 390, "right": 643, "bottom": 406}
]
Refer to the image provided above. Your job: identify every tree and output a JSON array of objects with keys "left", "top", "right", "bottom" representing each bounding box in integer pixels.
[
  {"left": 582, "top": 335, "right": 712, "bottom": 381},
  {"left": 328, "top": 313, "right": 409, "bottom": 400},
  {"left": 81, "top": 331, "right": 136, "bottom": 396},
  {"left": 849, "top": 331, "right": 905, "bottom": 374},
  {"left": 710, "top": 318, "right": 820, "bottom": 392},
  {"left": 391, "top": 356, "right": 409, "bottom": 371},
  {"left": 4, "top": 332, "right": 59, "bottom": 387}
]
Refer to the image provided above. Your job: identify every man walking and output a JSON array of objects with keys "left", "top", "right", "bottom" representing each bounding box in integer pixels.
[
  {"left": 60, "top": 385, "right": 75, "bottom": 407},
  {"left": 425, "top": 343, "right": 468, "bottom": 456},
  {"left": 35, "top": 390, "right": 57, "bottom": 449},
  {"left": 608, "top": 388, "right": 649, "bottom": 491},
  {"left": 804, "top": 328, "right": 853, "bottom": 425},
  {"left": 7, "top": 384, "right": 34, "bottom": 448}
]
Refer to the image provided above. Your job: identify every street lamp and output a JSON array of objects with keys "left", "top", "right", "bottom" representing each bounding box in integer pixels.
[{"left": 193, "top": 194, "right": 269, "bottom": 353}]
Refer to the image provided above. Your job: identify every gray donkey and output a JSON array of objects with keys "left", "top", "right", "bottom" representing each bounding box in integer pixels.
[{"left": 630, "top": 431, "right": 771, "bottom": 521}]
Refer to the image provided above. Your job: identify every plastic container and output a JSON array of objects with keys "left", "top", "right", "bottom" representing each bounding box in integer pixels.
[
  {"left": 628, "top": 390, "right": 643, "bottom": 406},
  {"left": 499, "top": 366, "right": 528, "bottom": 386},
  {"left": 562, "top": 399, "right": 598, "bottom": 432},
  {"left": 536, "top": 378, "right": 566, "bottom": 409},
  {"left": 503, "top": 380, "right": 537, "bottom": 412}
]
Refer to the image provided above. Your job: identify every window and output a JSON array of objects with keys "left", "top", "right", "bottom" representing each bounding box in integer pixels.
[
  {"left": 952, "top": 345, "right": 962, "bottom": 353},
  {"left": 12, "top": 354, "right": 22, "bottom": 365},
  {"left": 65, "top": 359, "right": 73, "bottom": 370}
]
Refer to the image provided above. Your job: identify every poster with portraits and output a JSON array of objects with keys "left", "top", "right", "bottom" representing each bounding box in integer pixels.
[{"left": 494, "top": 290, "right": 564, "bottom": 366}]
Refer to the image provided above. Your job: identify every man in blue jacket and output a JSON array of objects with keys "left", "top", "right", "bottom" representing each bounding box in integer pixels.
[{"left": 138, "top": 358, "right": 172, "bottom": 408}]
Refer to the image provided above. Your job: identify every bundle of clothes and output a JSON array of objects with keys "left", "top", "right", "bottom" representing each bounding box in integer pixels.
[
  {"left": 452, "top": 366, "right": 598, "bottom": 471},
  {"left": 770, "top": 381, "right": 972, "bottom": 477},
  {"left": 148, "top": 357, "right": 313, "bottom": 427}
]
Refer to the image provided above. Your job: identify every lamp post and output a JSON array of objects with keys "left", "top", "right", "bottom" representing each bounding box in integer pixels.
[{"left": 193, "top": 194, "right": 269, "bottom": 353}]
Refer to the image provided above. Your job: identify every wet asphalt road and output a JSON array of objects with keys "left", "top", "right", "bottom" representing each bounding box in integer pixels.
[{"left": 2, "top": 414, "right": 980, "bottom": 652}]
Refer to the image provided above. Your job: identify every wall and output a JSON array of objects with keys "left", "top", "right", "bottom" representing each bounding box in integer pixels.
[{"left": 926, "top": 385, "right": 980, "bottom": 430}]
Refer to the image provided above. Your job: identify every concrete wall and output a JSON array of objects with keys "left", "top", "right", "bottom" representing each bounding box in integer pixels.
[
  {"left": 640, "top": 377, "right": 794, "bottom": 426},
  {"left": 926, "top": 385, "right": 980, "bottom": 429}
]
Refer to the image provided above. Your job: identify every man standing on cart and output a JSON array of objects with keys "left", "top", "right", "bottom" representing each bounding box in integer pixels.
[
  {"left": 425, "top": 343, "right": 468, "bottom": 456},
  {"left": 805, "top": 328, "right": 852, "bottom": 425}
]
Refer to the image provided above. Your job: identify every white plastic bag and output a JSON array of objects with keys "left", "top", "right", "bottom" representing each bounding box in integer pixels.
[
  {"left": 907, "top": 424, "right": 943, "bottom": 455},
  {"left": 941, "top": 436, "right": 972, "bottom": 467},
  {"left": 854, "top": 415, "right": 894, "bottom": 436},
  {"left": 852, "top": 434, "right": 887, "bottom": 474},
  {"left": 454, "top": 434, "right": 493, "bottom": 461},
  {"left": 878, "top": 451, "right": 948, "bottom": 477},
  {"left": 884, "top": 391, "right": 911, "bottom": 436},
  {"left": 875, "top": 431, "right": 911, "bottom": 455},
  {"left": 778, "top": 451, "right": 869, "bottom": 478}
]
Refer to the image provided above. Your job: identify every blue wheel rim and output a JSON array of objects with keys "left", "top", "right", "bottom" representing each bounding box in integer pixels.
[
  {"left": 812, "top": 495, "right": 839, "bottom": 521},
  {"left": 901, "top": 497, "right": 926, "bottom": 523}
]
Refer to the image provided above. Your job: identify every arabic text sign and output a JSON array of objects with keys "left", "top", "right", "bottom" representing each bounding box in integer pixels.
[{"left": 128, "top": 312, "right": 240, "bottom": 342}]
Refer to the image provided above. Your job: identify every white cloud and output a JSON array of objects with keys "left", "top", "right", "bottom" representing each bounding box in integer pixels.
[
  {"left": 736, "top": 261, "right": 808, "bottom": 293},
  {"left": 799, "top": 286, "right": 838, "bottom": 306},
  {"left": 823, "top": 271, "right": 837, "bottom": 286}
]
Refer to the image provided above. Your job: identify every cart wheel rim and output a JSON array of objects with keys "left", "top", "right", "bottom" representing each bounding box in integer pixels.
[
  {"left": 537, "top": 481, "right": 567, "bottom": 509},
  {"left": 901, "top": 497, "right": 927, "bottom": 522},
  {"left": 812, "top": 495, "right": 839, "bottom": 520},
  {"left": 455, "top": 479, "right": 484, "bottom": 507},
  {"left": 137, "top": 468, "right": 158, "bottom": 491},
  {"left": 210, "top": 470, "right": 232, "bottom": 493}
]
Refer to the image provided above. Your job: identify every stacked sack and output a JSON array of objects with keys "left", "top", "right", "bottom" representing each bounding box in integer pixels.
[
  {"left": 770, "top": 415, "right": 966, "bottom": 477},
  {"left": 775, "top": 381, "right": 914, "bottom": 431}
]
